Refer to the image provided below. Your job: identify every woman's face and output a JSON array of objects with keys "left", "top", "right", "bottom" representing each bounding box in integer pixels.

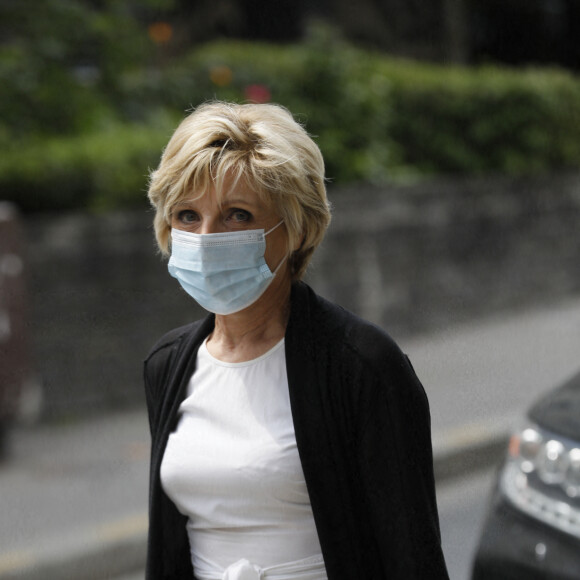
[{"left": 170, "top": 182, "right": 289, "bottom": 276}]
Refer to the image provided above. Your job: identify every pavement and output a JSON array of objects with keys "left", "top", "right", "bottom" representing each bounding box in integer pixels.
[{"left": 2, "top": 296, "right": 580, "bottom": 580}]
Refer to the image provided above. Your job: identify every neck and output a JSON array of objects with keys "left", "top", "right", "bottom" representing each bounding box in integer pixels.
[{"left": 207, "top": 276, "right": 292, "bottom": 363}]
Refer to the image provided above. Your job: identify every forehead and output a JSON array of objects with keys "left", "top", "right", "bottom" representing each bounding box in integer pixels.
[{"left": 173, "top": 180, "right": 273, "bottom": 211}]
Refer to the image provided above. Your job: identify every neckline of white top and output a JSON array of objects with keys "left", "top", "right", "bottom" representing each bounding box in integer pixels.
[{"left": 200, "top": 337, "right": 285, "bottom": 368}]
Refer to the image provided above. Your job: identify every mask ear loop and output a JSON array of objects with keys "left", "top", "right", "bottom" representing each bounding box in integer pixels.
[
  {"left": 271, "top": 254, "right": 288, "bottom": 276},
  {"left": 264, "top": 220, "right": 284, "bottom": 236}
]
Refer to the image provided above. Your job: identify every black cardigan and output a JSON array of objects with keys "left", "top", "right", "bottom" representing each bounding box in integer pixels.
[{"left": 144, "top": 282, "right": 449, "bottom": 579}]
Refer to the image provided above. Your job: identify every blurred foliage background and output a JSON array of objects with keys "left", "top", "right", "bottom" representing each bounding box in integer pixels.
[{"left": 2, "top": 0, "right": 580, "bottom": 212}]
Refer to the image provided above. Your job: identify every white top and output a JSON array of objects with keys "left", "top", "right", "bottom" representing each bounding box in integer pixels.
[{"left": 160, "top": 338, "right": 326, "bottom": 580}]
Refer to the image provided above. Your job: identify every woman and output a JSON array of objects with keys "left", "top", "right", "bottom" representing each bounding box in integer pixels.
[{"left": 145, "top": 101, "right": 449, "bottom": 580}]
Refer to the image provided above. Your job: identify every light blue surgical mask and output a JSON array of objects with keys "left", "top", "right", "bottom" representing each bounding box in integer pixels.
[{"left": 168, "top": 221, "right": 285, "bottom": 315}]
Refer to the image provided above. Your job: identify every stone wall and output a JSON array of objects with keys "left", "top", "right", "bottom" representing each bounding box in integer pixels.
[{"left": 24, "top": 173, "right": 580, "bottom": 420}]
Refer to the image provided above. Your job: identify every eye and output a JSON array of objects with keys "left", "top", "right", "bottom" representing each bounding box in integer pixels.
[
  {"left": 175, "top": 209, "right": 198, "bottom": 224},
  {"left": 227, "top": 209, "right": 252, "bottom": 223}
]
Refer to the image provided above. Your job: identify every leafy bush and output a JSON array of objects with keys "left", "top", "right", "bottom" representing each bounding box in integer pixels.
[{"left": 0, "top": 0, "right": 165, "bottom": 139}]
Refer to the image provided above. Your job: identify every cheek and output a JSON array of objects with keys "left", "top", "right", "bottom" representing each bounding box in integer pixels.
[{"left": 264, "top": 235, "right": 288, "bottom": 268}]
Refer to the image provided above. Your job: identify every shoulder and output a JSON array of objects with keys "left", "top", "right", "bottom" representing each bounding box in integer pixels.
[
  {"left": 299, "top": 283, "right": 407, "bottom": 374},
  {"left": 143, "top": 316, "right": 214, "bottom": 427},
  {"left": 145, "top": 321, "right": 203, "bottom": 363},
  {"left": 290, "top": 283, "right": 428, "bottom": 433},
  {"left": 143, "top": 316, "right": 212, "bottom": 386},
  {"left": 294, "top": 283, "right": 424, "bottom": 405}
]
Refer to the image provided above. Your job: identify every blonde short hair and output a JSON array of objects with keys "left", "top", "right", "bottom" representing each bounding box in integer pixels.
[{"left": 147, "top": 101, "right": 331, "bottom": 280}]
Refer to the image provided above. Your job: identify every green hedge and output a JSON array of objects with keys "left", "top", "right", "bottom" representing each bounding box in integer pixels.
[
  {"left": 380, "top": 61, "right": 580, "bottom": 175},
  {"left": 0, "top": 117, "right": 176, "bottom": 212},
  {"left": 3, "top": 32, "right": 580, "bottom": 212}
]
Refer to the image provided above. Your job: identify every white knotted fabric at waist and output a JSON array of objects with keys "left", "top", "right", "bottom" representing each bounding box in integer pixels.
[{"left": 194, "top": 554, "right": 327, "bottom": 580}]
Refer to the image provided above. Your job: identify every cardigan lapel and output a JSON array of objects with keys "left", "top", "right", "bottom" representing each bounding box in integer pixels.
[
  {"left": 284, "top": 282, "right": 357, "bottom": 578},
  {"left": 156, "top": 314, "right": 216, "bottom": 450}
]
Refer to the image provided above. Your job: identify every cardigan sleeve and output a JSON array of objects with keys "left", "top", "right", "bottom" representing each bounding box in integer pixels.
[
  {"left": 355, "top": 345, "right": 449, "bottom": 579},
  {"left": 143, "top": 342, "right": 175, "bottom": 437}
]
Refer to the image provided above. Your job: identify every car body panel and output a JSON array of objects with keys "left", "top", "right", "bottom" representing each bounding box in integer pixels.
[
  {"left": 472, "top": 369, "right": 580, "bottom": 579},
  {"left": 529, "top": 371, "right": 580, "bottom": 443},
  {"left": 473, "top": 494, "right": 580, "bottom": 580}
]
